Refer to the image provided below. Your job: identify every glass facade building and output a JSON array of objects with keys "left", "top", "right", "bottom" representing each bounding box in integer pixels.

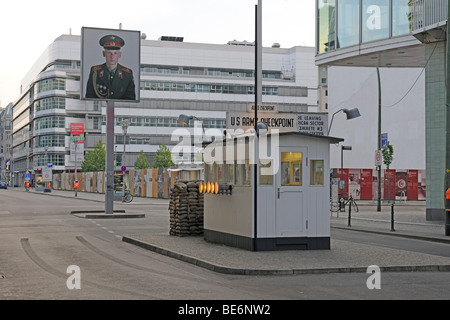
[
  {"left": 316, "top": 0, "right": 450, "bottom": 220},
  {"left": 317, "top": 0, "right": 410, "bottom": 54}
]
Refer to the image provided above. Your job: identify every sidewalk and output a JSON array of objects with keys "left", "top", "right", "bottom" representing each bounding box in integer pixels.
[
  {"left": 122, "top": 200, "right": 450, "bottom": 275},
  {"left": 33, "top": 189, "right": 450, "bottom": 275},
  {"left": 330, "top": 200, "right": 449, "bottom": 243}
]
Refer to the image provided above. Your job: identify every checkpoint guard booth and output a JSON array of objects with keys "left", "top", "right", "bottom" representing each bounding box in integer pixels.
[{"left": 202, "top": 131, "right": 343, "bottom": 251}]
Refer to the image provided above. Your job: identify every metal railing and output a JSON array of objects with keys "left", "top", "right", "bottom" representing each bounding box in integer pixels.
[{"left": 410, "top": 0, "right": 448, "bottom": 32}]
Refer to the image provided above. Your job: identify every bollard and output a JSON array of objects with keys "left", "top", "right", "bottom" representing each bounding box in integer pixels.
[
  {"left": 446, "top": 189, "right": 450, "bottom": 236},
  {"left": 348, "top": 200, "right": 352, "bottom": 227},
  {"left": 390, "top": 203, "right": 395, "bottom": 232}
]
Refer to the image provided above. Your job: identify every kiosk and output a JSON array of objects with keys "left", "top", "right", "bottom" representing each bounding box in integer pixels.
[{"left": 203, "top": 131, "right": 343, "bottom": 251}]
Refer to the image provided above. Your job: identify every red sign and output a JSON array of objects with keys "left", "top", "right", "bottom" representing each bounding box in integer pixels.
[{"left": 70, "top": 123, "right": 84, "bottom": 135}]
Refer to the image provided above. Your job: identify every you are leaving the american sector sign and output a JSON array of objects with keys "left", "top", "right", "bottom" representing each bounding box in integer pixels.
[{"left": 227, "top": 109, "right": 328, "bottom": 136}]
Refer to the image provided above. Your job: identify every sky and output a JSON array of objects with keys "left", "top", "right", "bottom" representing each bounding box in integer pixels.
[{"left": 0, "top": 0, "right": 316, "bottom": 109}]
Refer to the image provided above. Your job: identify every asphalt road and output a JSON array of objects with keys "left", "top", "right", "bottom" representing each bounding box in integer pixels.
[{"left": 1, "top": 188, "right": 449, "bottom": 304}]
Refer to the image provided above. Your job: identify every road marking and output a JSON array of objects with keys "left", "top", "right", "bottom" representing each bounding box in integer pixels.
[{"left": 0, "top": 211, "right": 11, "bottom": 215}]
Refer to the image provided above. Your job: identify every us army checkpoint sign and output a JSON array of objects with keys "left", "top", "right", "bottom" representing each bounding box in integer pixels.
[{"left": 81, "top": 27, "right": 141, "bottom": 102}]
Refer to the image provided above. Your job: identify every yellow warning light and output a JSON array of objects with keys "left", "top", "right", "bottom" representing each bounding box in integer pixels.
[
  {"left": 199, "top": 182, "right": 203, "bottom": 193},
  {"left": 211, "top": 182, "right": 215, "bottom": 194},
  {"left": 207, "top": 182, "right": 211, "bottom": 193},
  {"left": 214, "top": 182, "right": 219, "bottom": 194}
]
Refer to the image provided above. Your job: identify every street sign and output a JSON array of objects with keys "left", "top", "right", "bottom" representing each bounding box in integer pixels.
[
  {"left": 43, "top": 168, "right": 53, "bottom": 182},
  {"left": 121, "top": 166, "right": 127, "bottom": 172},
  {"left": 375, "top": 150, "right": 383, "bottom": 166},
  {"left": 381, "top": 133, "right": 388, "bottom": 149}
]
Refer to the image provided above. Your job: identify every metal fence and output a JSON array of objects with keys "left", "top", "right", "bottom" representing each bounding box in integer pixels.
[{"left": 410, "top": 0, "right": 448, "bottom": 31}]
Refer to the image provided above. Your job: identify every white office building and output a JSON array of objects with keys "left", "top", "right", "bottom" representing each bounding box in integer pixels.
[{"left": 9, "top": 34, "right": 319, "bottom": 185}]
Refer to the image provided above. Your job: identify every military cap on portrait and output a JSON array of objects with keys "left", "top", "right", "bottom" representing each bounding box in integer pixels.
[{"left": 99, "top": 35, "right": 125, "bottom": 50}]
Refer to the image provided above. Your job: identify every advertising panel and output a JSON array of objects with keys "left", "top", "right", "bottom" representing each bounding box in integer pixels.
[{"left": 81, "top": 27, "right": 141, "bottom": 102}]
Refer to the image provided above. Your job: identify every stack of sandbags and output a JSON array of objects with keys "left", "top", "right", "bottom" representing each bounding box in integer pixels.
[{"left": 169, "top": 180, "right": 204, "bottom": 236}]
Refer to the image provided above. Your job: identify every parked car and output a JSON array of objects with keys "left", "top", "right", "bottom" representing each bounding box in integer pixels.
[{"left": 0, "top": 181, "right": 7, "bottom": 189}]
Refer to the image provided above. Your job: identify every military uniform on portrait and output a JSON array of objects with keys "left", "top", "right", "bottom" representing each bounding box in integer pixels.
[
  {"left": 85, "top": 35, "right": 136, "bottom": 100},
  {"left": 86, "top": 63, "right": 136, "bottom": 100}
]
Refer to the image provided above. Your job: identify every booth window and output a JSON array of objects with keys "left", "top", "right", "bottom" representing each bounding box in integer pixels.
[
  {"left": 243, "top": 159, "right": 252, "bottom": 185},
  {"left": 205, "top": 163, "right": 214, "bottom": 182},
  {"left": 227, "top": 163, "right": 235, "bottom": 185},
  {"left": 216, "top": 163, "right": 224, "bottom": 184},
  {"left": 259, "top": 159, "right": 273, "bottom": 185},
  {"left": 281, "top": 152, "right": 302, "bottom": 186},
  {"left": 310, "top": 160, "right": 324, "bottom": 186}
]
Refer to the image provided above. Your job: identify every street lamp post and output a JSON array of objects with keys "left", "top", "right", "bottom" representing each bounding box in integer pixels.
[
  {"left": 376, "top": 67, "right": 382, "bottom": 212},
  {"left": 121, "top": 120, "right": 129, "bottom": 201},
  {"left": 328, "top": 108, "right": 361, "bottom": 135},
  {"left": 340, "top": 145, "right": 352, "bottom": 212},
  {"left": 74, "top": 141, "right": 78, "bottom": 197},
  {"left": 44, "top": 146, "right": 50, "bottom": 192}
]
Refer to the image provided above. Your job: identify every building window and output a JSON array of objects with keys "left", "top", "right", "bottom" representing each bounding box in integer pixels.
[
  {"left": 317, "top": 0, "right": 336, "bottom": 53},
  {"left": 392, "top": 0, "right": 410, "bottom": 37},
  {"left": 310, "top": 160, "right": 324, "bottom": 186},
  {"left": 35, "top": 135, "right": 66, "bottom": 148},
  {"left": 35, "top": 97, "right": 66, "bottom": 112},
  {"left": 37, "top": 78, "right": 65, "bottom": 93},
  {"left": 337, "top": 0, "right": 360, "bottom": 48},
  {"left": 140, "top": 80, "right": 278, "bottom": 96},
  {"left": 362, "top": 0, "right": 390, "bottom": 43},
  {"left": 36, "top": 116, "right": 65, "bottom": 130},
  {"left": 281, "top": 152, "right": 302, "bottom": 186},
  {"left": 259, "top": 159, "right": 273, "bottom": 185}
]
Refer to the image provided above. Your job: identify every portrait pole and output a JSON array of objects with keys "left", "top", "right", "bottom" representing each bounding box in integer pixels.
[{"left": 105, "top": 100, "right": 115, "bottom": 214}]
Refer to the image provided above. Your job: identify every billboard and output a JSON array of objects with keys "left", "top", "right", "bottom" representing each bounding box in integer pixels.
[
  {"left": 70, "top": 123, "right": 85, "bottom": 162},
  {"left": 81, "top": 27, "right": 141, "bottom": 102}
]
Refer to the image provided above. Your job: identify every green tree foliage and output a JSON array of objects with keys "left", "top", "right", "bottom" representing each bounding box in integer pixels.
[
  {"left": 134, "top": 150, "right": 151, "bottom": 169},
  {"left": 381, "top": 141, "right": 394, "bottom": 170},
  {"left": 152, "top": 143, "right": 175, "bottom": 168},
  {"left": 81, "top": 139, "right": 105, "bottom": 172}
]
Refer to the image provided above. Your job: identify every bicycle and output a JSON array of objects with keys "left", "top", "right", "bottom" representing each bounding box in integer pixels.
[
  {"left": 339, "top": 193, "right": 359, "bottom": 213},
  {"left": 122, "top": 190, "right": 134, "bottom": 203}
]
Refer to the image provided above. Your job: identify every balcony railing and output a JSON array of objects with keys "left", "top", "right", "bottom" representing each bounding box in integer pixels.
[{"left": 410, "top": 0, "right": 448, "bottom": 31}]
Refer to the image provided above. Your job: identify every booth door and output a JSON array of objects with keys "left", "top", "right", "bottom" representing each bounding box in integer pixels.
[{"left": 275, "top": 147, "right": 307, "bottom": 237}]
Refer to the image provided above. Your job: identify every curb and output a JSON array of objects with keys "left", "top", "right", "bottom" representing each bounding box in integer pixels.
[
  {"left": 122, "top": 235, "right": 450, "bottom": 276},
  {"left": 70, "top": 210, "right": 145, "bottom": 219},
  {"left": 331, "top": 225, "right": 450, "bottom": 244}
]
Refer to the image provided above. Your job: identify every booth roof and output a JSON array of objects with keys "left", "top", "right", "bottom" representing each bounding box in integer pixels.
[
  {"left": 216, "top": 130, "right": 344, "bottom": 145},
  {"left": 277, "top": 131, "right": 344, "bottom": 144}
]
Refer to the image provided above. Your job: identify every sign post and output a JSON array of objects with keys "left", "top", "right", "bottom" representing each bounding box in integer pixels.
[
  {"left": 375, "top": 150, "right": 383, "bottom": 166},
  {"left": 81, "top": 26, "right": 141, "bottom": 214},
  {"left": 71, "top": 123, "right": 84, "bottom": 198}
]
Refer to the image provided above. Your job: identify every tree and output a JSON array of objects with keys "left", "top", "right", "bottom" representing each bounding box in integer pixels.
[
  {"left": 152, "top": 143, "right": 175, "bottom": 168},
  {"left": 134, "top": 150, "right": 151, "bottom": 169},
  {"left": 81, "top": 139, "right": 105, "bottom": 172},
  {"left": 382, "top": 141, "right": 394, "bottom": 201},
  {"left": 381, "top": 141, "right": 394, "bottom": 170}
]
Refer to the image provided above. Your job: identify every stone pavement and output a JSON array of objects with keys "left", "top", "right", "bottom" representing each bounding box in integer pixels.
[
  {"left": 123, "top": 200, "right": 450, "bottom": 275},
  {"left": 31, "top": 188, "right": 450, "bottom": 275}
]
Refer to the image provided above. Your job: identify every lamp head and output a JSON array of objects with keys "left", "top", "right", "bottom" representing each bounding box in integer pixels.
[
  {"left": 177, "top": 114, "right": 192, "bottom": 126},
  {"left": 256, "top": 122, "right": 268, "bottom": 132},
  {"left": 342, "top": 108, "right": 361, "bottom": 120}
]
